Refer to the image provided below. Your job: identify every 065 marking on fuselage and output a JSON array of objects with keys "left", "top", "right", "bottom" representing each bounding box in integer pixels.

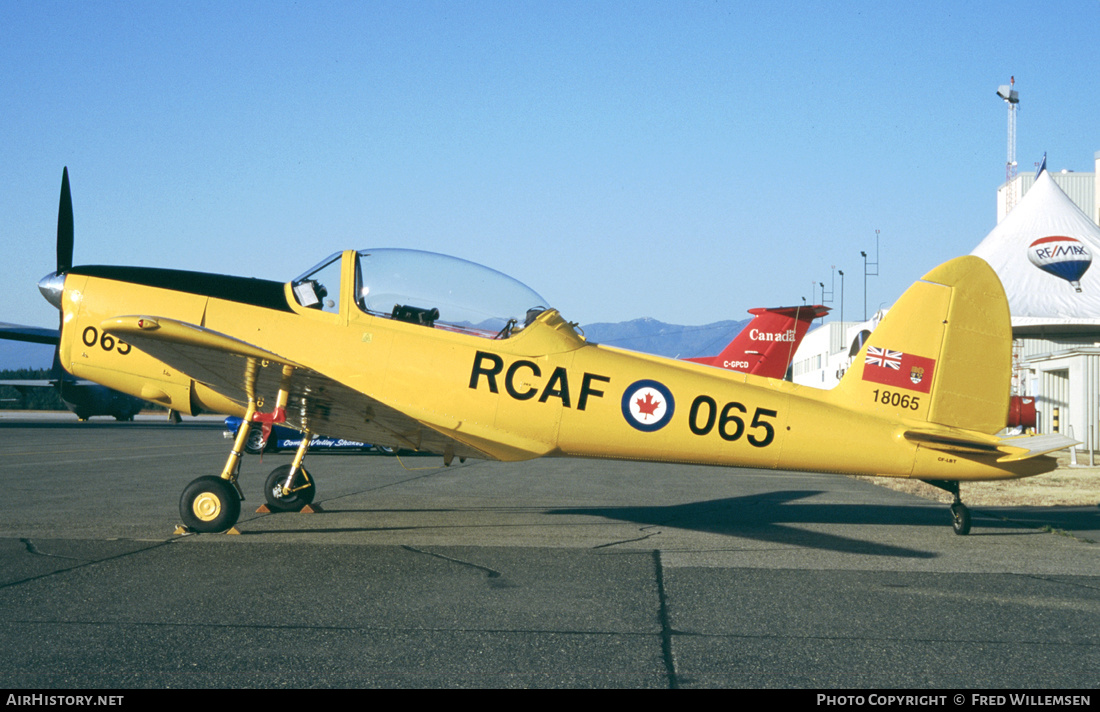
[
  {"left": 81, "top": 325, "right": 132, "bottom": 355},
  {"left": 687, "top": 395, "right": 778, "bottom": 447}
]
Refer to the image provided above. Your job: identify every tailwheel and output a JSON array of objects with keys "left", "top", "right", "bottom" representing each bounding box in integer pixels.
[
  {"left": 264, "top": 464, "right": 316, "bottom": 512},
  {"left": 180, "top": 476, "right": 242, "bottom": 533},
  {"left": 950, "top": 502, "right": 971, "bottom": 536},
  {"left": 921, "top": 479, "right": 972, "bottom": 535}
]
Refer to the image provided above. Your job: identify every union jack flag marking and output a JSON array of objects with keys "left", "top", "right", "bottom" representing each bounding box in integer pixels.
[{"left": 866, "top": 346, "right": 902, "bottom": 370}]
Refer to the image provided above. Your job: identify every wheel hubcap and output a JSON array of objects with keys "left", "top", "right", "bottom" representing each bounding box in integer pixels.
[{"left": 192, "top": 492, "right": 222, "bottom": 521}]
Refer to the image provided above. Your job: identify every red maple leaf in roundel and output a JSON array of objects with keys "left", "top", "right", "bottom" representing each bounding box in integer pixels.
[{"left": 635, "top": 391, "right": 662, "bottom": 419}]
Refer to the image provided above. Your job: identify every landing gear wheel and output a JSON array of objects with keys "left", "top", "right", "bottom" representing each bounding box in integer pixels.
[
  {"left": 264, "top": 464, "right": 316, "bottom": 512},
  {"left": 375, "top": 445, "right": 397, "bottom": 456},
  {"left": 180, "top": 476, "right": 241, "bottom": 533},
  {"left": 950, "top": 502, "right": 971, "bottom": 536},
  {"left": 244, "top": 424, "right": 269, "bottom": 455}
]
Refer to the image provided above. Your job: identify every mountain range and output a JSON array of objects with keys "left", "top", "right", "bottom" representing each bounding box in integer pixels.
[{"left": 575, "top": 317, "right": 750, "bottom": 359}]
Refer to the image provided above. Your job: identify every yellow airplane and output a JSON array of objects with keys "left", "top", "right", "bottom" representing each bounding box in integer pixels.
[{"left": 38, "top": 169, "right": 1075, "bottom": 535}]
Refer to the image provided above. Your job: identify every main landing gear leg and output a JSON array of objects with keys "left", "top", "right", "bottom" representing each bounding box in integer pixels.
[
  {"left": 179, "top": 399, "right": 256, "bottom": 533},
  {"left": 923, "top": 480, "right": 971, "bottom": 536},
  {"left": 264, "top": 430, "right": 316, "bottom": 512}
]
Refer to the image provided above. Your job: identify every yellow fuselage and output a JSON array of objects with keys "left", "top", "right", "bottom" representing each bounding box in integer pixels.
[{"left": 57, "top": 262, "right": 1053, "bottom": 484}]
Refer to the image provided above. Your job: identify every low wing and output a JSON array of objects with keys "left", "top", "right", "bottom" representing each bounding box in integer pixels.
[
  {"left": 0, "top": 322, "right": 60, "bottom": 345},
  {"left": 0, "top": 378, "right": 104, "bottom": 388},
  {"left": 102, "top": 315, "right": 492, "bottom": 461},
  {"left": 904, "top": 428, "right": 1078, "bottom": 463}
]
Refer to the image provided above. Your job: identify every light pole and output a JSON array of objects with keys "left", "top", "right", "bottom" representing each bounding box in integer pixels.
[
  {"left": 837, "top": 270, "right": 845, "bottom": 324},
  {"left": 861, "top": 230, "right": 880, "bottom": 322},
  {"left": 861, "top": 251, "right": 868, "bottom": 321}
]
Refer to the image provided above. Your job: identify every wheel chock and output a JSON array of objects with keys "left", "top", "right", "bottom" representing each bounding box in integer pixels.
[
  {"left": 256, "top": 503, "right": 322, "bottom": 513},
  {"left": 172, "top": 524, "right": 241, "bottom": 535}
]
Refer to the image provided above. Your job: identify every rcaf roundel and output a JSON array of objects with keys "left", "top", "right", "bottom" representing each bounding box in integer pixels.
[{"left": 621, "top": 379, "right": 675, "bottom": 432}]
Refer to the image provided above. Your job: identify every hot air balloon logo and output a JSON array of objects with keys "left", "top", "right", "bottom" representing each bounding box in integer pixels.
[{"left": 1027, "top": 236, "right": 1092, "bottom": 292}]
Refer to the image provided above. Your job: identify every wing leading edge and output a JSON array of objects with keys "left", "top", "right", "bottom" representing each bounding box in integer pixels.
[{"left": 101, "top": 315, "right": 493, "bottom": 461}]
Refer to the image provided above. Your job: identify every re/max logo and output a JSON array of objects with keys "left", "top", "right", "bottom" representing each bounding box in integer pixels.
[
  {"left": 468, "top": 351, "right": 609, "bottom": 410},
  {"left": 1033, "top": 244, "right": 1088, "bottom": 259}
]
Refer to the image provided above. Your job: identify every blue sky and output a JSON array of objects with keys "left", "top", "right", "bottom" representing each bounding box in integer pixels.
[{"left": 2, "top": 1, "right": 1097, "bottom": 331}]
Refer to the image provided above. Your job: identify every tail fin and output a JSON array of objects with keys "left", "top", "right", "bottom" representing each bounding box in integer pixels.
[
  {"left": 686, "top": 304, "right": 829, "bottom": 379},
  {"left": 834, "top": 256, "right": 1010, "bottom": 434}
]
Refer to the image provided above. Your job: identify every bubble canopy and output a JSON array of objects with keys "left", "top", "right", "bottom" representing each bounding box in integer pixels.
[{"left": 292, "top": 249, "right": 550, "bottom": 336}]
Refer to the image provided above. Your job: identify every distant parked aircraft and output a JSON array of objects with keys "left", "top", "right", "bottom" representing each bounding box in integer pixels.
[
  {"left": 684, "top": 305, "right": 829, "bottom": 379},
  {"left": 1, "top": 322, "right": 147, "bottom": 421}
]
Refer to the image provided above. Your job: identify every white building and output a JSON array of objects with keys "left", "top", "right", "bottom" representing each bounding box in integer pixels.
[
  {"left": 791, "top": 314, "right": 883, "bottom": 390},
  {"left": 996, "top": 153, "right": 1097, "bottom": 225},
  {"left": 794, "top": 152, "right": 1100, "bottom": 449}
]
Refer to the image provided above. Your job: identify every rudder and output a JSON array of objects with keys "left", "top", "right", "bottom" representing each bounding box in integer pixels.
[{"left": 833, "top": 256, "right": 1011, "bottom": 435}]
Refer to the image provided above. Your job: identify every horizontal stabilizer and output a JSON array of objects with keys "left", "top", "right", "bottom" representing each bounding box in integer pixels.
[
  {"left": 905, "top": 428, "right": 1078, "bottom": 462},
  {"left": 993, "top": 432, "right": 1080, "bottom": 462}
]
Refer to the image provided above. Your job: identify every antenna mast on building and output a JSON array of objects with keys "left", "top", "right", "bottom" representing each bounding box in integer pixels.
[{"left": 997, "top": 76, "right": 1020, "bottom": 214}]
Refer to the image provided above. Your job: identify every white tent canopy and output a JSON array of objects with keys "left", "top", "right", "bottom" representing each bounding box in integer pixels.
[{"left": 971, "top": 170, "right": 1100, "bottom": 328}]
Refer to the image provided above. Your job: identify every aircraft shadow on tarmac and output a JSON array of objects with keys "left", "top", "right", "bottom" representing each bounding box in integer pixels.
[
  {"left": 546, "top": 490, "right": 1075, "bottom": 558},
  {"left": 243, "top": 487, "right": 1095, "bottom": 556},
  {"left": 246, "top": 490, "right": 1017, "bottom": 558}
]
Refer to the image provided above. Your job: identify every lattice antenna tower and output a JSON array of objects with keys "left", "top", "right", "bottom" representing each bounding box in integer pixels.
[{"left": 997, "top": 77, "right": 1020, "bottom": 214}]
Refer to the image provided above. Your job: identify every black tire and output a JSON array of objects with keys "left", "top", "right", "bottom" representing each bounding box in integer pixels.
[
  {"left": 950, "top": 502, "right": 971, "bottom": 536},
  {"left": 244, "top": 424, "right": 270, "bottom": 455},
  {"left": 180, "top": 476, "right": 241, "bottom": 533},
  {"left": 375, "top": 445, "right": 397, "bottom": 456},
  {"left": 264, "top": 464, "right": 316, "bottom": 512}
]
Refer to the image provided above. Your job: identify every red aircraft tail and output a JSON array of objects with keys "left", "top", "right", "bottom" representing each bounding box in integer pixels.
[{"left": 685, "top": 305, "right": 830, "bottom": 379}]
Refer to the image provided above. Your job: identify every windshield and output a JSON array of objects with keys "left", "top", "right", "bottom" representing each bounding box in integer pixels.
[
  {"left": 357, "top": 249, "right": 548, "bottom": 336},
  {"left": 293, "top": 249, "right": 548, "bottom": 337}
]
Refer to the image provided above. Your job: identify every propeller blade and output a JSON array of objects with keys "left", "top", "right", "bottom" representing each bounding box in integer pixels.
[{"left": 57, "top": 167, "right": 74, "bottom": 273}]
